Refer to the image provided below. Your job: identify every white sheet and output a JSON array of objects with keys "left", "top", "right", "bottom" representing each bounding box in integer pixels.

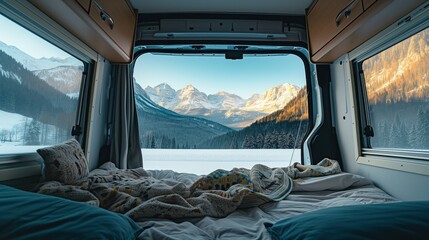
[{"left": 137, "top": 172, "right": 396, "bottom": 240}]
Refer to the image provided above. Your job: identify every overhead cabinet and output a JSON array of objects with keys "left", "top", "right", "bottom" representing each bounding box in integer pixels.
[
  {"left": 30, "top": 0, "right": 136, "bottom": 63},
  {"left": 306, "top": 0, "right": 427, "bottom": 63},
  {"left": 89, "top": 0, "right": 136, "bottom": 60},
  {"left": 307, "top": 0, "right": 363, "bottom": 58}
]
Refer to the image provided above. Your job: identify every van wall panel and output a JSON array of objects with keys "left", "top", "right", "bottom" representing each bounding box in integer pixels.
[{"left": 85, "top": 56, "right": 111, "bottom": 171}]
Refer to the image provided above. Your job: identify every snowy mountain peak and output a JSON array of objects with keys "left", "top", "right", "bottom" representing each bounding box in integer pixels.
[
  {"left": 182, "top": 84, "right": 198, "bottom": 92},
  {"left": 155, "top": 82, "right": 174, "bottom": 90},
  {"left": 176, "top": 84, "right": 210, "bottom": 112},
  {"left": 33, "top": 65, "right": 83, "bottom": 94},
  {"left": 145, "top": 83, "right": 177, "bottom": 108},
  {"left": 243, "top": 83, "right": 299, "bottom": 114},
  {"left": 154, "top": 83, "right": 175, "bottom": 94}
]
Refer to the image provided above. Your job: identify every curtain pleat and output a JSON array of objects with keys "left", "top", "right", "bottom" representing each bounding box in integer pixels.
[{"left": 109, "top": 64, "right": 142, "bottom": 169}]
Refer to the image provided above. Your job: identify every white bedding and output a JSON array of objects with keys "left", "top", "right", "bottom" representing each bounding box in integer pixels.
[{"left": 137, "top": 172, "right": 396, "bottom": 240}]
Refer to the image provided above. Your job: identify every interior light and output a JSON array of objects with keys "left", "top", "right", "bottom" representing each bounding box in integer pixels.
[{"left": 153, "top": 32, "right": 288, "bottom": 39}]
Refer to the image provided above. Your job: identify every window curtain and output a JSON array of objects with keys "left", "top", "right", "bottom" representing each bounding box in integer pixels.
[{"left": 109, "top": 64, "right": 142, "bottom": 169}]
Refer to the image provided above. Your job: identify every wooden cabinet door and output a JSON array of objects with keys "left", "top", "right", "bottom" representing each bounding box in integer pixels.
[
  {"left": 90, "top": 0, "right": 136, "bottom": 57},
  {"left": 307, "top": 0, "right": 364, "bottom": 56}
]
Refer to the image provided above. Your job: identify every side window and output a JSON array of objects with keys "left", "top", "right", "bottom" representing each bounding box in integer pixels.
[
  {"left": 0, "top": 14, "right": 85, "bottom": 154},
  {"left": 359, "top": 28, "right": 429, "bottom": 152}
]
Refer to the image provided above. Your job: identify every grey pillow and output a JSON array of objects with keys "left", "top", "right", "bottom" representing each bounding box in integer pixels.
[{"left": 37, "top": 139, "right": 89, "bottom": 184}]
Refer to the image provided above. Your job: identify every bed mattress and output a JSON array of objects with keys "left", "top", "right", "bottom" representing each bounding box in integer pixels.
[{"left": 137, "top": 172, "right": 396, "bottom": 239}]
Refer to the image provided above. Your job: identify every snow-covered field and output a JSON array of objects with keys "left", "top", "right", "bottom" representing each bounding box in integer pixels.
[
  {"left": 0, "top": 110, "right": 26, "bottom": 130},
  {"left": 142, "top": 149, "right": 301, "bottom": 175},
  {"left": 0, "top": 141, "right": 43, "bottom": 154},
  {"left": 0, "top": 144, "right": 301, "bottom": 175}
]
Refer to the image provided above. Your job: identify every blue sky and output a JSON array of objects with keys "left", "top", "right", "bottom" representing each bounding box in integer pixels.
[
  {"left": 0, "top": 14, "right": 71, "bottom": 59},
  {"left": 134, "top": 53, "right": 306, "bottom": 99}
]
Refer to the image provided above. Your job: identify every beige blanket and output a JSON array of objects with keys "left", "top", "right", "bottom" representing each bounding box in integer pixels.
[{"left": 37, "top": 159, "right": 341, "bottom": 220}]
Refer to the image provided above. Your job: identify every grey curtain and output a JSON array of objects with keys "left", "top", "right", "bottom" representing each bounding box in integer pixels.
[{"left": 109, "top": 64, "right": 142, "bottom": 169}]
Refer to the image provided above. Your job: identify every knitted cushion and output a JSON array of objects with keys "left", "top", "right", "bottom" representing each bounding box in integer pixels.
[{"left": 37, "top": 139, "right": 88, "bottom": 184}]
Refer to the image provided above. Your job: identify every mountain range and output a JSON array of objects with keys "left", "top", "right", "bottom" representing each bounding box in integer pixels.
[
  {"left": 0, "top": 41, "right": 82, "bottom": 96},
  {"left": 0, "top": 41, "right": 81, "bottom": 71},
  {"left": 134, "top": 81, "right": 232, "bottom": 148},
  {"left": 144, "top": 82, "right": 299, "bottom": 129}
]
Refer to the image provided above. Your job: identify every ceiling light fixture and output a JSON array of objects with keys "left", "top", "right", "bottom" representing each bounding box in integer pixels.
[{"left": 153, "top": 32, "right": 288, "bottom": 39}]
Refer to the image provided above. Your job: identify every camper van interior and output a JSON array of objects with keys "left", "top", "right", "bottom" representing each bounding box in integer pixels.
[{"left": 1, "top": 0, "right": 429, "bottom": 239}]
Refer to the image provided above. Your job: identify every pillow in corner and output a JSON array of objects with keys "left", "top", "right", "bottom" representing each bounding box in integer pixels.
[
  {"left": 266, "top": 201, "right": 429, "bottom": 240},
  {"left": 37, "top": 138, "right": 89, "bottom": 184}
]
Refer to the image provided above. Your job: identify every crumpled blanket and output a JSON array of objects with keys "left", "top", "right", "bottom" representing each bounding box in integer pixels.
[{"left": 36, "top": 158, "right": 341, "bottom": 220}]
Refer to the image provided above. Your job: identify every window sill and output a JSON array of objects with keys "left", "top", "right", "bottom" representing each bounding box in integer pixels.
[
  {"left": 0, "top": 153, "right": 42, "bottom": 181},
  {"left": 357, "top": 155, "right": 429, "bottom": 176}
]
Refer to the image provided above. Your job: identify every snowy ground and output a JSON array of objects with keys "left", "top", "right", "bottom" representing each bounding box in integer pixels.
[
  {"left": 0, "top": 110, "right": 26, "bottom": 130},
  {"left": 0, "top": 141, "right": 44, "bottom": 155},
  {"left": 142, "top": 149, "right": 301, "bottom": 175},
  {"left": 0, "top": 144, "right": 302, "bottom": 175}
]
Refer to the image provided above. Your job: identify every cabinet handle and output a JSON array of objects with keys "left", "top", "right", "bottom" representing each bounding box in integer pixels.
[
  {"left": 94, "top": 1, "right": 115, "bottom": 30},
  {"left": 335, "top": 0, "right": 360, "bottom": 27}
]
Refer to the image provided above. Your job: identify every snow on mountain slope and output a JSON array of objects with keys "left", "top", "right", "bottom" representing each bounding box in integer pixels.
[
  {"left": 145, "top": 83, "right": 177, "bottom": 109},
  {"left": 0, "top": 41, "right": 81, "bottom": 71},
  {"left": 33, "top": 65, "right": 83, "bottom": 94},
  {"left": 175, "top": 85, "right": 212, "bottom": 113},
  {"left": 184, "top": 108, "right": 265, "bottom": 129},
  {"left": 243, "top": 83, "right": 299, "bottom": 114},
  {"left": 207, "top": 91, "right": 246, "bottom": 109},
  {"left": 0, "top": 64, "right": 22, "bottom": 84},
  {"left": 145, "top": 83, "right": 247, "bottom": 112}
]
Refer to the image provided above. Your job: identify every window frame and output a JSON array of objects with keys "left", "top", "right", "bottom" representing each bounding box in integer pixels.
[
  {"left": 0, "top": 1, "right": 96, "bottom": 177},
  {"left": 349, "top": 2, "right": 429, "bottom": 176},
  {"left": 132, "top": 46, "right": 315, "bottom": 165}
]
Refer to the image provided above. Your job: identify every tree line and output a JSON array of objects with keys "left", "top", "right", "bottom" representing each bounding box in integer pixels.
[
  {"left": 0, "top": 118, "right": 70, "bottom": 146},
  {"left": 371, "top": 106, "right": 429, "bottom": 149},
  {"left": 139, "top": 133, "right": 197, "bottom": 149},
  {"left": 199, "top": 120, "right": 308, "bottom": 149}
]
